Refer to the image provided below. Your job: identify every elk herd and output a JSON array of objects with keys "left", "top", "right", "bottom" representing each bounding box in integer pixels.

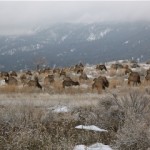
[{"left": 0, "top": 61, "right": 150, "bottom": 93}]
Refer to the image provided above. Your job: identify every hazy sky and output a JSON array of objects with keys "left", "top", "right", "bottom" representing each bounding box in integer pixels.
[{"left": 0, "top": 1, "right": 150, "bottom": 35}]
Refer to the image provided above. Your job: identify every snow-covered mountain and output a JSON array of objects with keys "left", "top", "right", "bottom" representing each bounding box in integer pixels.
[{"left": 0, "top": 22, "right": 150, "bottom": 71}]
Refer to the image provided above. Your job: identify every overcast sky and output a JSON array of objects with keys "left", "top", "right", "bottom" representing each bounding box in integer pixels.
[{"left": 0, "top": 1, "right": 150, "bottom": 35}]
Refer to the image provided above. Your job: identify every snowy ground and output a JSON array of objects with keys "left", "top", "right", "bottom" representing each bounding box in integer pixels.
[{"left": 74, "top": 143, "right": 112, "bottom": 150}]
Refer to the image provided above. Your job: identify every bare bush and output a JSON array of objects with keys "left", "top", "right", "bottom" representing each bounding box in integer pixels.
[{"left": 110, "top": 90, "right": 150, "bottom": 150}]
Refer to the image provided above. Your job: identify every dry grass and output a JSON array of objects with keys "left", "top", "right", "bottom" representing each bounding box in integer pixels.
[
  {"left": 0, "top": 88, "right": 150, "bottom": 149},
  {"left": 1, "top": 63, "right": 150, "bottom": 149},
  {"left": 0, "top": 85, "right": 18, "bottom": 93},
  {"left": 109, "top": 77, "right": 125, "bottom": 89}
]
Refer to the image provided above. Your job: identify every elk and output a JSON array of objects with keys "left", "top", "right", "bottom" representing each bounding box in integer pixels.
[
  {"left": 27, "top": 76, "right": 42, "bottom": 89},
  {"left": 5, "top": 77, "right": 18, "bottom": 85},
  {"left": 44, "top": 75, "right": 54, "bottom": 85},
  {"left": 9, "top": 71, "right": 17, "bottom": 77},
  {"left": 62, "top": 80, "right": 80, "bottom": 88},
  {"left": 145, "top": 68, "right": 150, "bottom": 81},
  {"left": 0, "top": 71, "right": 9, "bottom": 78},
  {"left": 74, "top": 66, "right": 84, "bottom": 74},
  {"left": 96, "top": 64, "right": 107, "bottom": 71},
  {"left": 111, "top": 63, "right": 124, "bottom": 70},
  {"left": 79, "top": 72, "right": 89, "bottom": 80},
  {"left": 92, "top": 76, "right": 109, "bottom": 93},
  {"left": 59, "top": 69, "right": 66, "bottom": 77},
  {"left": 128, "top": 72, "right": 141, "bottom": 86},
  {"left": 125, "top": 68, "right": 132, "bottom": 75},
  {"left": 26, "top": 70, "right": 32, "bottom": 76}
]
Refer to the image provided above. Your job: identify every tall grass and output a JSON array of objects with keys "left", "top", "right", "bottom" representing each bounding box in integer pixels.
[{"left": 0, "top": 88, "right": 150, "bottom": 149}]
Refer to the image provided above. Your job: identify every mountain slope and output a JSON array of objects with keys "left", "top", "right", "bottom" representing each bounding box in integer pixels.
[{"left": 0, "top": 22, "right": 150, "bottom": 71}]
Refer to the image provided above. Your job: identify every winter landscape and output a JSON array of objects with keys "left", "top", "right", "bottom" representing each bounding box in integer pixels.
[
  {"left": 0, "top": 1, "right": 150, "bottom": 150},
  {"left": 0, "top": 60, "right": 150, "bottom": 150}
]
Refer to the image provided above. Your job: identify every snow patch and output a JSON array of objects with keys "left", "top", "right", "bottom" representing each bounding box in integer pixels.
[
  {"left": 49, "top": 106, "right": 70, "bottom": 113},
  {"left": 61, "top": 35, "right": 68, "bottom": 41},
  {"left": 75, "top": 125, "right": 107, "bottom": 132},
  {"left": 74, "top": 143, "right": 112, "bottom": 150},
  {"left": 124, "top": 41, "right": 129, "bottom": 44},
  {"left": 87, "top": 28, "right": 111, "bottom": 41},
  {"left": 100, "top": 29, "right": 111, "bottom": 38},
  {"left": 0, "top": 80, "right": 6, "bottom": 86},
  {"left": 74, "top": 145, "right": 86, "bottom": 150},
  {"left": 70, "top": 48, "right": 75, "bottom": 52},
  {"left": 87, "top": 33, "right": 96, "bottom": 41}
]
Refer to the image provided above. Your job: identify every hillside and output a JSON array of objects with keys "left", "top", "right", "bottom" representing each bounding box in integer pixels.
[{"left": 0, "top": 22, "right": 150, "bottom": 71}]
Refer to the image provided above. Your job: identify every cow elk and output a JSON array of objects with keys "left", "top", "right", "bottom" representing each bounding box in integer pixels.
[{"left": 92, "top": 76, "right": 109, "bottom": 93}]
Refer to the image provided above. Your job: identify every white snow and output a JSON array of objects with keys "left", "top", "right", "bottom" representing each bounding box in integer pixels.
[
  {"left": 100, "top": 29, "right": 111, "bottom": 38},
  {"left": 0, "top": 80, "right": 6, "bottom": 86},
  {"left": 70, "top": 48, "right": 75, "bottom": 52},
  {"left": 124, "top": 41, "right": 129, "bottom": 44},
  {"left": 61, "top": 35, "right": 68, "bottom": 41},
  {"left": 1, "top": 48, "right": 16, "bottom": 56},
  {"left": 87, "top": 29, "right": 111, "bottom": 41},
  {"left": 87, "top": 75, "right": 94, "bottom": 79},
  {"left": 74, "top": 145, "right": 86, "bottom": 150},
  {"left": 50, "top": 106, "right": 70, "bottom": 113},
  {"left": 74, "top": 143, "right": 113, "bottom": 150},
  {"left": 140, "top": 63, "right": 150, "bottom": 70},
  {"left": 75, "top": 125, "right": 107, "bottom": 132},
  {"left": 87, "top": 33, "right": 96, "bottom": 41}
]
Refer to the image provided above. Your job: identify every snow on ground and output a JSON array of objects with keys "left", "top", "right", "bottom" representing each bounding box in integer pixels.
[
  {"left": 74, "top": 145, "right": 86, "bottom": 150},
  {"left": 84, "top": 65, "right": 99, "bottom": 78},
  {"left": 74, "top": 143, "right": 112, "bottom": 150},
  {"left": 49, "top": 105, "right": 70, "bottom": 113},
  {"left": 140, "top": 63, "right": 150, "bottom": 70},
  {"left": 0, "top": 80, "right": 6, "bottom": 86},
  {"left": 87, "top": 74, "right": 94, "bottom": 79},
  {"left": 75, "top": 125, "right": 107, "bottom": 132}
]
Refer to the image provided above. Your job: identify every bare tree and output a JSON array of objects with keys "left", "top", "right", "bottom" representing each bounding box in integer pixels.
[{"left": 34, "top": 57, "right": 48, "bottom": 70}]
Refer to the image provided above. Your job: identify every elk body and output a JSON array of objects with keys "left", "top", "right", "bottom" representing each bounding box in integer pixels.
[
  {"left": 96, "top": 64, "right": 107, "bottom": 71},
  {"left": 27, "top": 77, "right": 42, "bottom": 89},
  {"left": 0, "top": 72, "right": 9, "bottom": 78},
  {"left": 9, "top": 71, "right": 17, "bottom": 77},
  {"left": 5, "top": 77, "right": 18, "bottom": 85},
  {"left": 128, "top": 72, "right": 141, "bottom": 86},
  {"left": 62, "top": 80, "right": 80, "bottom": 88},
  {"left": 92, "top": 76, "right": 109, "bottom": 93},
  {"left": 44, "top": 75, "right": 54, "bottom": 85},
  {"left": 79, "top": 72, "right": 89, "bottom": 80},
  {"left": 145, "top": 69, "right": 150, "bottom": 81}
]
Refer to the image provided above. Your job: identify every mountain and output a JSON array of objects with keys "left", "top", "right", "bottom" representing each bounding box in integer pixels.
[{"left": 0, "top": 22, "right": 150, "bottom": 71}]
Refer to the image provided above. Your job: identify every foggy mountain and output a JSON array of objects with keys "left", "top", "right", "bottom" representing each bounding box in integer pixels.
[{"left": 0, "top": 22, "right": 150, "bottom": 71}]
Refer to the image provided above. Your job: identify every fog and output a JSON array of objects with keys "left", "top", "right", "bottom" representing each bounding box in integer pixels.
[{"left": 0, "top": 1, "right": 150, "bottom": 35}]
